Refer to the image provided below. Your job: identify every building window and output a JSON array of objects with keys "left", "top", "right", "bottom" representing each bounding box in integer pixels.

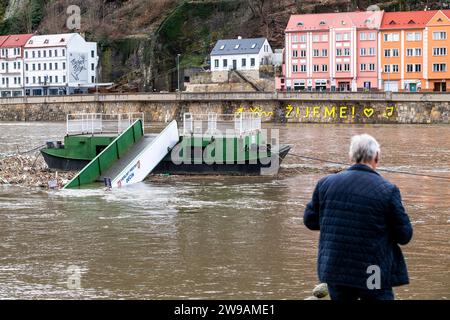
[
  {"left": 25, "top": 64, "right": 28, "bottom": 71},
  {"left": 26, "top": 77, "right": 28, "bottom": 84},
  {"left": 38, "top": 51, "right": 41, "bottom": 58},
  {"left": 55, "top": 76, "right": 59, "bottom": 83},
  {"left": 43, "top": 50, "right": 46, "bottom": 58},
  {"left": 384, "top": 65, "right": 391, "bottom": 73},
  {"left": 300, "top": 65, "right": 306, "bottom": 72},
  {"left": 49, "top": 63, "right": 52, "bottom": 70},
  {"left": 292, "top": 64, "right": 298, "bottom": 73},
  {"left": 313, "top": 49, "right": 319, "bottom": 57},
  {"left": 336, "top": 48, "right": 342, "bottom": 56},
  {"left": 32, "top": 64, "right": 35, "bottom": 71},
  {"left": 313, "top": 35, "right": 319, "bottom": 42},
  {"left": 384, "top": 33, "right": 399, "bottom": 42},
  {"left": 336, "top": 64, "right": 342, "bottom": 72},
  {"left": 240, "top": 58, "right": 246, "bottom": 67},
  {"left": 433, "top": 32, "right": 447, "bottom": 40},
  {"left": 55, "top": 63, "right": 58, "bottom": 70},
  {"left": 360, "top": 64, "right": 367, "bottom": 71},
  {"left": 92, "top": 76, "right": 95, "bottom": 83},
  {"left": 37, "top": 63, "right": 41, "bottom": 71},
  {"left": 415, "top": 64, "right": 421, "bottom": 72},
  {"left": 368, "top": 33, "right": 376, "bottom": 40},
  {"left": 322, "top": 64, "right": 328, "bottom": 72},
  {"left": 250, "top": 58, "right": 255, "bottom": 67},
  {"left": 292, "top": 50, "right": 298, "bottom": 58},
  {"left": 392, "top": 64, "right": 399, "bottom": 72},
  {"left": 54, "top": 49, "right": 57, "bottom": 57},
  {"left": 322, "top": 49, "right": 328, "bottom": 56},
  {"left": 25, "top": 51, "right": 28, "bottom": 59},
  {"left": 321, "top": 35, "right": 328, "bottom": 42},
  {"left": 313, "top": 64, "right": 320, "bottom": 72},
  {"left": 406, "top": 64, "right": 414, "bottom": 72},
  {"left": 43, "top": 63, "right": 46, "bottom": 71},
  {"left": 360, "top": 48, "right": 366, "bottom": 56},
  {"left": 344, "top": 48, "right": 350, "bottom": 56},
  {"left": 91, "top": 50, "right": 95, "bottom": 58},
  {"left": 433, "top": 63, "right": 447, "bottom": 72},
  {"left": 62, "top": 49, "right": 65, "bottom": 56},
  {"left": 63, "top": 76, "right": 66, "bottom": 83},
  {"left": 223, "top": 59, "right": 227, "bottom": 68},
  {"left": 49, "top": 50, "right": 52, "bottom": 57},
  {"left": 369, "top": 47, "right": 375, "bottom": 55},
  {"left": 214, "top": 59, "right": 219, "bottom": 68},
  {"left": 292, "top": 35, "right": 298, "bottom": 42},
  {"left": 384, "top": 49, "right": 391, "bottom": 57},
  {"left": 300, "top": 50, "right": 306, "bottom": 57},
  {"left": 360, "top": 32, "right": 367, "bottom": 41},
  {"left": 392, "top": 49, "right": 399, "bottom": 56},
  {"left": 300, "top": 35, "right": 307, "bottom": 43},
  {"left": 343, "top": 33, "right": 350, "bottom": 41},
  {"left": 63, "top": 62, "right": 66, "bottom": 70},
  {"left": 32, "top": 51, "right": 35, "bottom": 58},
  {"left": 344, "top": 64, "right": 350, "bottom": 71},
  {"left": 336, "top": 33, "right": 342, "bottom": 41},
  {"left": 33, "top": 76, "right": 36, "bottom": 84},
  {"left": 369, "top": 63, "right": 375, "bottom": 71},
  {"left": 433, "top": 47, "right": 447, "bottom": 56},
  {"left": 406, "top": 32, "right": 422, "bottom": 41}
]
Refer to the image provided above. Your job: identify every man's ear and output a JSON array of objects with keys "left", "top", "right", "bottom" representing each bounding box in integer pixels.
[{"left": 374, "top": 152, "right": 379, "bottom": 164}]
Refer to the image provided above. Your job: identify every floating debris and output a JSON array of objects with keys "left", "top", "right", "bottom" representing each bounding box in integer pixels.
[
  {"left": 0, "top": 154, "right": 75, "bottom": 188},
  {"left": 304, "top": 283, "right": 329, "bottom": 300}
]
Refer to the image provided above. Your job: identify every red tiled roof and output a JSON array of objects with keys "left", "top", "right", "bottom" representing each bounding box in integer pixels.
[
  {"left": 0, "top": 36, "right": 9, "bottom": 47},
  {"left": 0, "top": 34, "right": 33, "bottom": 48},
  {"left": 380, "top": 10, "right": 437, "bottom": 29},
  {"left": 286, "top": 11, "right": 383, "bottom": 32}
]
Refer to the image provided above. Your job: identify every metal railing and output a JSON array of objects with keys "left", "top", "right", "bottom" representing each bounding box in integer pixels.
[
  {"left": 66, "top": 112, "right": 144, "bottom": 135},
  {"left": 182, "top": 112, "right": 261, "bottom": 137}
]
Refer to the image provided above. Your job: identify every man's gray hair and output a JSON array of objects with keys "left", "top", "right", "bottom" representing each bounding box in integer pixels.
[{"left": 349, "top": 134, "right": 380, "bottom": 163}]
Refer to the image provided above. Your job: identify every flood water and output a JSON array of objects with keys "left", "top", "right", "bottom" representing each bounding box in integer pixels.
[{"left": 0, "top": 122, "right": 449, "bottom": 299}]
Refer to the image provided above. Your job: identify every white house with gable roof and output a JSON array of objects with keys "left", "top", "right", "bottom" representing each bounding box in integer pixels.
[{"left": 210, "top": 37, "right": 273, "bottom": 72}]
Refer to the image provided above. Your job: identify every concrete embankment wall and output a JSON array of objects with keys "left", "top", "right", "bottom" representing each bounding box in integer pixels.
[{"left": 0, "top": 92, "right": 449, "bottom": 123}]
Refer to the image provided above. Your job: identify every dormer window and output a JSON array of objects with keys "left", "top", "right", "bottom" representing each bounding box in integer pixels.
[
  {"left": 341, "top": 20, "right": 346, "bottom": 25},
  {"left": 365, "top": 19, "right": 372, "bottom": 24},
  {"left": 28, "top": 40, "right": 33, "bottom": 44},
  {"left": 220, "top": 45, "right": 225, "bottom": 50},
  {"left": 234, "top": 44, "right": 240, "bottom": 49},
  {"left": 251, "top": 43, "right": 256, "bottom": 49},
  {"left": 60, "top": 38, "right": 65, "bottom": 42},
  {"left": 297, "top": 22, "right": 304, "bottom": 26},
  {"left": 408, "top": 20, "right": 415, "bottom": 24},
  {"left": 44, "top": 39, "right": 49, "bottom": 44},
  {"left": 319, "top": 21, "right": 326, "bottom": 25},
  {"left": 437, "top": 18, "right": 443, "bottom": 22},
  {"left": 389, "top": 20, "right": 396, "bottom": 25}
]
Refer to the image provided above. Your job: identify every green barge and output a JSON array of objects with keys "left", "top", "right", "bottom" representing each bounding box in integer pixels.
[{"left": 41, "top": 112, "right": 291, "bottom": 184}]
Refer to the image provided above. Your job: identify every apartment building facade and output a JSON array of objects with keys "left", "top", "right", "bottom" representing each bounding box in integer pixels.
[
  {"left": 280, "top": 9, "right": 450, "bottom": 92},
  {"left": 0, "top": 33, "right": 98, "bottom": 97},
  {"left": 283, "top": 11, "right": 382, "bottom": 92},
  {"left": 0, "top": 34, "right": 33, "bottom": 97},
  {"left": 24, "top": 33, "right": 98, "bottom": 96}
]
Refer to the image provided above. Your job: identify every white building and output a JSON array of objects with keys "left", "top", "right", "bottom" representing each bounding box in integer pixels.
[
  {"left": 23, "top": 33, "right": 98, "bottom": 96},
  {"left": 0, "top": 34, "right": 33, "bottom": 97},
  {"left": 210, "top": 37, "right": 273, "bottom": 72}
]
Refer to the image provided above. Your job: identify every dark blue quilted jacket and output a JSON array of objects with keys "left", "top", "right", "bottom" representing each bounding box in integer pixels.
[{"left": 304, "top": 164, "right": 413, "bottom": 289}]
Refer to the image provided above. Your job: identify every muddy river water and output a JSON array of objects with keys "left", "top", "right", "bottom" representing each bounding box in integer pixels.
[{"left": 0, "top": 122, "right": 449, "bottom": 299}]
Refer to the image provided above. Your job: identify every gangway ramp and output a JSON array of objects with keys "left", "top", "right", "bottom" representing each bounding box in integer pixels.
[
  {"left": 63, "top": 119, "right": 144, "bottom": 189},
  {"left": 104, "top": 120, "right": 179, "bottom": 188}
]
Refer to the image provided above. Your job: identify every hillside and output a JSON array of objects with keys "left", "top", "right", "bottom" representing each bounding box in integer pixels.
[{"left": 0, "top": 0, "right": 448, "bottom": 91}]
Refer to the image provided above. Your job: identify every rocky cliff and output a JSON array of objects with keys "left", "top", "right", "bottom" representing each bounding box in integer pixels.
[{"left": 0, "top": 0, "right": 448, "bottom": 91}]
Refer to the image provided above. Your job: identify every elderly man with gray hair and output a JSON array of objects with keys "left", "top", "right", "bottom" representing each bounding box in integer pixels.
[{"left": 304, "top": 134, "right": 413, "bottom": 300}]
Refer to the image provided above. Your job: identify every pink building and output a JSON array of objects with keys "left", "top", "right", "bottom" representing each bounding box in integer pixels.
[{"left": 281, "top": 11, "right": 383, "bottom": 91}]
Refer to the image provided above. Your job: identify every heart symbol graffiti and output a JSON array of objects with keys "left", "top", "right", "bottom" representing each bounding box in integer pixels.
[{"left": 363, "top": 108, "right": 374, "bottom": 118}]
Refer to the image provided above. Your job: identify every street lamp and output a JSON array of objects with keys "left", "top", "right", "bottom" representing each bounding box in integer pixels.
[{"left": 177, "top": 54, "right": 181, "bottom": 92}]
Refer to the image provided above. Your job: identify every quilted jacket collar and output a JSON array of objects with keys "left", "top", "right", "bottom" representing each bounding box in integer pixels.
[{"left": 348, "top": 164, "right": 380, "bottom": 175}]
